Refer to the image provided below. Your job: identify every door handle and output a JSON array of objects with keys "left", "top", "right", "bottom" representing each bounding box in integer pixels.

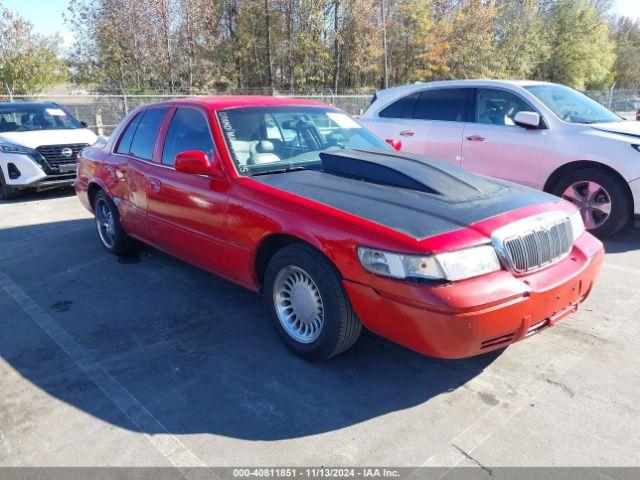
[
  {"left": 147, "top": 178, "right": 161, "bottom": 193},
  {"left": 465, "top": 135, "right": 485, "bottom": 142},
  {"left": 399, "top": 130, "right": 414, "bottom": 137}
]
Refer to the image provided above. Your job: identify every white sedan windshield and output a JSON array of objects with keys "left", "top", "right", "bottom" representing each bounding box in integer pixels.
[{"left": 217, "top": 106, "right": 390, "bottom": 175}]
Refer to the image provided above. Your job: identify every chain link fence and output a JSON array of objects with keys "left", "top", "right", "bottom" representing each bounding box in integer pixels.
[
  {"left": 1, "top": 89, "right": 638, "bottom": 136},
  {"left": 0, "top": 93, "right": 374, "bottom": 136},
  {"left": 585, "top": 88, "right": 640, "bottom": 118}
]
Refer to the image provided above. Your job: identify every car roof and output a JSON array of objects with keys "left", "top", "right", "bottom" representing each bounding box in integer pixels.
[
  {"left": 378, "top": 79, "right": 559, "bottom": 96},
  {"left": 151, "top": 95, "right": 331, "bottom": 111},
  {"left": 0, "top": 101, "right": 59, "bottom": 108}
]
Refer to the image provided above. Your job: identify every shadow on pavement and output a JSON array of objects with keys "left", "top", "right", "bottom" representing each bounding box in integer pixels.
[
  {"left": 0, "top": 187, "right": 76, "bottom": 205},
  {"left": 0, "top": 219, "right": 500, "bottom": 441},
  {"left": 601, "top": 225, "right": 640, "bottom": 253}
]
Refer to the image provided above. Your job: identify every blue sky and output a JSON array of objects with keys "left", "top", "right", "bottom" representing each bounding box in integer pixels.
[{"left": 5, "top": 0, "right": 640, "bottom": 50}]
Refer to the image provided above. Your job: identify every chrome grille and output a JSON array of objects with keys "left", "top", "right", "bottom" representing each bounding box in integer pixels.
[
  {"left": 36, "top": 143, "right": 88, "bottom": 166},
  {"left": 492, "top": 212, "right": 574, "bottom": 275}
]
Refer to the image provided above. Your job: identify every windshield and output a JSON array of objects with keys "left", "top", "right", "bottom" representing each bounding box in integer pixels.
[
  {"left": 0, "top": 104, "right": 83, "bottom": 133},
  {"left": 524, "top": 85, "right": 621, "bottom": 124},
  {"left": 217, "top": 106, "right": 390, "bottom": 175}
]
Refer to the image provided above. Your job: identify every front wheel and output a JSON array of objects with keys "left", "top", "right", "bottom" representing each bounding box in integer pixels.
[
  {"left": 0, "top": 167, "right": 18, "bottom": 200},
  {"left": 264, "top": 244, "right": 362, "bottom": 361},
  {"left": 553, "top": 168, "right": 631, "bottom": 238},
  {"left": 94, "top": 190, "right": 139, "bottom": 255}
]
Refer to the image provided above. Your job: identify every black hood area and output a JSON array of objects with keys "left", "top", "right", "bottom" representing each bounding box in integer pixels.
[
  {"left": 254, "top": 149, "right": 559, "bottom": 240},
  {"left": 320, "top": 148, "right": 500, "bottom": 199}
]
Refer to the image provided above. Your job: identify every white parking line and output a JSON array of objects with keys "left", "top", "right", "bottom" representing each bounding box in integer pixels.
[
  {"left": 421, "top": 287, "right": 637, "bottom": 470},
  {"left": 0, "top": 269, "right": 207, "bottom": 474}
]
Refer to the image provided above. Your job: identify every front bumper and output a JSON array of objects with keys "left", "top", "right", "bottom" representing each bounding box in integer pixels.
[
  {"left": 1, "top": 153, "right": 75, "bottom": 189},
  {"left": 344, "top": 233, "right": 604, "bottom": 358},
  {"left": 629, "top": 177, "right": 640, "bottom": 216}
]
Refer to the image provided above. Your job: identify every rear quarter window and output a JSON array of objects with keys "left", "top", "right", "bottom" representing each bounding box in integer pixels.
[{"left": 115, "top": 112, "right": 142, "bottom": 154}]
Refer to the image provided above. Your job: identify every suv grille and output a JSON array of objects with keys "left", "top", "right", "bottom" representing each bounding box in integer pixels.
[
  {"left": 493, "top": 213, "right": 573, "bottom": 275},
  {"left": 36, "top": 143, "right": 88, "bottom": 166}
]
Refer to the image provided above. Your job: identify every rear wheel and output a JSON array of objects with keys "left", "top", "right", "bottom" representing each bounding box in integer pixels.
[
  {"left": 264, "top": 244, "right": 361, "bottom": 361},
  {"left": 94, "top": 190, "right": 139, "bottom": 255},
  {"left": 553, "top": 168, "right": 631, "bottom": 238},
  {"left": 0, "top": 167, "right": 18, "bottom": 200}
]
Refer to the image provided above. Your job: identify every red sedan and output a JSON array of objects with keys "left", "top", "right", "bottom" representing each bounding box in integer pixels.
[{"left": 75, "top": 97, "right": 604, "bottom": 361}]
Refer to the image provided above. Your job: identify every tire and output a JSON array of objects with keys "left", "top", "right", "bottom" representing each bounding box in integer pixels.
[
  {"left": 552, "top": 168, "right": 631, "bottom": 238},
  {"left": 93, "top": 190, "right": 140, "bottom": 255},
  {"left": 0, "top": 167, "right": 18, "bottom": 200},
  {"left": 264, "top": 243, "right": 362, "bottom": 361}
]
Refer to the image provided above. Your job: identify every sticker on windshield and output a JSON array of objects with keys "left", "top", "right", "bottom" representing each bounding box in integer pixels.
[
  {"left": 45, "top": 108, "right": 67, "bottom": 117},
  {"left": 327, "top": 112, "right": 361, "bottom": 129}
]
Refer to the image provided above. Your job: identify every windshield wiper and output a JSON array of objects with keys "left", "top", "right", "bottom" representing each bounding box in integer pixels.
[{"left": 250, "top": 166, "right": 309, "bottom": 176}]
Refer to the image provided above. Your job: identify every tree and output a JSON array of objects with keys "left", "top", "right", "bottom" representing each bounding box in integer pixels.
[
  {"left": 387, "top": 0, "right": 448, "bottom": 83},
  {"left": 611, "top": 16, "right": 640, "bottom": 88},
  {"left": 442, "top": 0, "right": 500, "bottom": 79},
  {"left": 63, "top": 0, "right": 627, "bottom": 94},
  {"left": 493, "top": 0, "right": 548, "bottom": 79},
  {"left": 537, "top": 0, "right": 615, "bottom": 89},
  {"left": 0, "top": 3, "right": 66, "bottom": 95}
]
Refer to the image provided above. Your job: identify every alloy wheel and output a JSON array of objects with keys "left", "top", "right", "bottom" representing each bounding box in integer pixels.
[
  {"left": 562, "top": 181, "right": 612, "bottom": 230},
  {"left": 95, "top": 198, "right": 116, "bottom": 248},
  {"left": 273, "top": 265, "right": 324, "bottom": 344}
]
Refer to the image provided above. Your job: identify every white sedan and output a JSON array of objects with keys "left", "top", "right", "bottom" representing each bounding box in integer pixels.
[{"left": 360, "top": 80, "right": 640, "bottom": 237}]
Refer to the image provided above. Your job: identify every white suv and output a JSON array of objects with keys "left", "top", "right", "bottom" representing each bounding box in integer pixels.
[
  {"left": 360, "top": 80, "right": 640, "bottom": 237},
  {"left": 0, "top": 102, "right": 97, "bottom": 200}
]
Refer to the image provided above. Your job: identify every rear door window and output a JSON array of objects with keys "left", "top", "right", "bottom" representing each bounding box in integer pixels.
[
  {"left": 412, "top": 88, "right": 470, "bottom": 122},
  {"left": 378, "top": 92, "right": 419, "bottom": 119},
  {"left": 161, "top": 108, "right": 214, "bottom": 166},
  {"left": 128, "top": 108, "right": 170, "bottom": 160}
]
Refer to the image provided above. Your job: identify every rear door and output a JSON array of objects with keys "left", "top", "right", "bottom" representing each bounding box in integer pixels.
[
  {"left": 369, "top": 88, "right": 471, "bottom": 167},
  {"left": 111, "top": 107, "right": 170, "bottom": 239},
  {"left": 462, "top": 88, "right": 548, "bottom": 188}
]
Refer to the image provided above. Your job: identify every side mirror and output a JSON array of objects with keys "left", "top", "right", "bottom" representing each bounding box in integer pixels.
[
  {"left": 81, "top": 121, "right": 88, "bottom": 128},
  {"left": 175, "top": 150, "right": 221, "bottom": 178},
  {"left": 385, "top": 138, "right": 402, "bottom": 151},
  {"left": 514, "top": 111, "right": 541, "bottom": 129}
]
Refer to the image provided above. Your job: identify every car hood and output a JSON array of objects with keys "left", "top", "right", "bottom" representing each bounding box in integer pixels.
[
  {"left": 589, "top": 121, "right": 640, "bottom": 140},
  {"left": 254, "top": 149, "right": 560, "bottom": 240},
  {"left": 0, "top": 129, "right": 97, "bottom": 148}
]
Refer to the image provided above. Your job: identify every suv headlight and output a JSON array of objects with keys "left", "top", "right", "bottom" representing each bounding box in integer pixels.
[
  {"left": 0, "top": 142, "right": 36, "bottom": 154},
  {"left": 569, "top": 210, "right": 585, "bottom": 241},
  {"left": 357, "top": 244, "right": 501, "bottom": 282}
]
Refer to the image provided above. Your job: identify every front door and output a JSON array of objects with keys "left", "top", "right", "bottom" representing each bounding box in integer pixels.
[
  {"left": 145, "top": 107, "right": 232, "bottom": 277},
  {"left": 462, "top": 88, "right": 548, "bottom": 189}
]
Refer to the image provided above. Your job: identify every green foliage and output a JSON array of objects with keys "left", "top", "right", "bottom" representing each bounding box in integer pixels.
[
  {"left": 1, "top": 0, "right": 636, "bottom": 94},
  {"left": 0, "top": 3, "right": 67, "bottom": 94},
  {"left": 612, "top": 16, "right": 640, "bottom": 88},
  {"left": 538, "top": 0, "right": 615, "bottom": 89}
]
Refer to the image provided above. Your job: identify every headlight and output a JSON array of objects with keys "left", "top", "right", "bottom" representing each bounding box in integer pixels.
[
  {"left": 569, "top": 210, "right": 585, "bottom": 240},
  {"left": 0, "top": 142, "right": 36, "bottom": 154},
  {"left": 357, "top": 244, "right": 501, "bottom": 282}
]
